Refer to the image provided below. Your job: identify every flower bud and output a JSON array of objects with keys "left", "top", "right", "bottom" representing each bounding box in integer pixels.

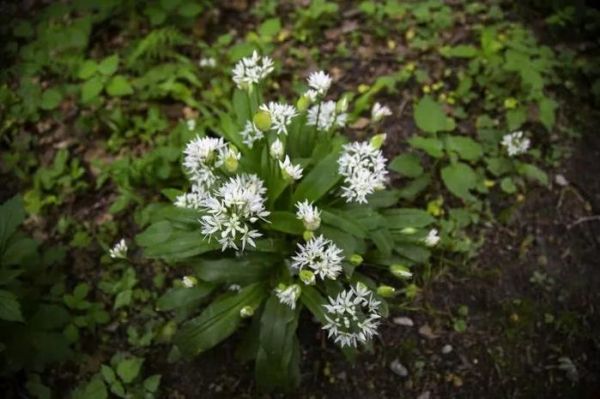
[
  {"left": 336, "top": 96, "right": 349, "bottom": 113},
  {"left": 240, "top": 306, "right": 254, "bottom": 318},
  {"left": 369, "top": 133, "right": 387, "bottom": 149},
  {"left": 299, "top": 270, "right": 316, "bottom": 285},
  {"left": 390, "top": 264, "right": 412, "bottom": 279},
  {"left": 401, "top": 227, "right": 417, "bottom": 235},
  {"left": 253, "top": 110, "right": 272, "bottom": 131},
  {"left": 223, "top": 146, "right": 240, "bottom": 173},
  {"left": 303, "top": 230, "right": 314, "bottom": 241},
  {"left": 297, "top": 95, "right": 311, "bottom": 112},
  {"left": 270, "top": 138, "right": 284, "bottom": 160},
  {"left": 376, "top": 285, "right": 396, "bottom": 298},
  {"left": 181, "top": 275, "right": 197, "bottom": 288},
  {"left": 349, "top": 254, "right": 363, "bottom": 266}
]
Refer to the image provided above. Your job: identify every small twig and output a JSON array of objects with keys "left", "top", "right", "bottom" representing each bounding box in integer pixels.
[{"left": 567, "top": 215, "right": 600, "bottom": 229}]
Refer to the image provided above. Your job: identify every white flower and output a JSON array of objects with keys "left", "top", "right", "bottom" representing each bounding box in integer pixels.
[
  {"left": 295, "top": 200, "right": 321, "bottom": 231},
  {"left": 337, "top": 141, "right": 388, "bottom": 203},
  {"left": 270, "top": 138, "right": 284, "bottom": 160},
  {"left": 259, "top": 102, "right": 297, "bottom": 135},
  {"left": 501, "top": 131, "right": 530, "bottom": 157},
  {"left": 186, "top": 119, "right": 197, "bottom": 131},
  {"left": 174, "top": 191, "right": 204, "bottom": 210},
  {"left": 199, "top": 57, "right": 216, "bottom": 68},
  {"left": 279, "top": 156, "right": 303, "bottom": 180},
  {"left": 322, "top": 283, "right": 382, "bottom": 348},
  {"left": 199, "top": 174, "right": 269, "bottom": 251},
  {"left": 109, "top": 239, "right": 128, "bottom": 259},
  {"left": 229, "top": 284, "right": 241, "bottom": 292},
  {"left": 305, "top": 89, "right": 318, "bottom": 102},
  {"left": 232, "top": 51, "right": 274, "bottom": 89},
  {"left": 307, "top": 101, "right": 347, "bottom": 132},
  {"left": 424, "top": 228, "right": 440, "bottom": 247},
  {"left": 240, "top": 121, "right": 264, "bottom": 148},
  {"left": 307, "top": 71, "right": 332, "bottom": 96},
  {"left": 182, "top": 275, "right": 197, "bottom": 288},
  {"left": 291, "top": 235, "right": 343, "bottom": 280},
  {"left": 183, "top": 136, "right": 226, "bottom": 189},
  {"left": 371, "top": 102, "right": 392, "bottom": 121},
  {"left": 275, "top": 284, "right": 301, "bottom": 309}
]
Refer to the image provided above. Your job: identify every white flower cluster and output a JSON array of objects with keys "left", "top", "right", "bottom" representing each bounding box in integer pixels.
[
  {"left": 291, "top": 235, "right": 343, "bottom": 280},
  {"left": 240, "top": 121, "right": 264, "bottom": 148},
  {"left": 295, "top": 200, "right": 321, "bottom": 231},
  {"left": 279, "top": 156, "right": 303, "bottom": 181},
  {"left": 322, "top": 283, "right": 382, "bottom": 348},
  {"left": 109, "top": 238, "right": 128, "bottom": 259},
  {"left": 371, "top": 102, "right": 392, "bottom": 121},
  {"left": 307, "top": 71, "right": 332, "bottom": 97},
  {"left": 182, "top": 136, "right": 225, "bottom": 190},
  {"left": 501, "top": 131, "right": 530, "bottom": 157},
  {"left": 232, "top": 51, "right": 274, "bottom": 89},
  {"left": 199, "top": 57, "right": 217, "bottom": 68},
  {"left": 424, "top": 228, "right": 440, "bottom": 247},
  {"left": 259, "top": 102, "right": 297, "bottom": 135},
  {"left": 337, "top": 141, "right": 388, "bottom": 203},
  {"left": 199, "top": 174, "right": 269, "bottom": 251},
  {"left": 307, "top": 101, "right": 347, "bottom": 132},
  {"left": 275, "top": 284, "right": 301, "bottom": 309}
]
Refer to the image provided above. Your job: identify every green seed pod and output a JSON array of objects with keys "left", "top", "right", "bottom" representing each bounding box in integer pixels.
[
  {"left": 390, "top": 264, "right": 413, "bottom": 279},
  {"left": 253, "top": 110, "right": 272, "bottom": 131},
  {"left": 349, "top": 254, "right": 363, "bottom": 266},
  {"left": 376, "top": 285, "right": 396, "bottom": 298},
  {"left": 299, "top": 270, "right": 316, "bottom": 285},
  {"left": 297, "top": 95, "right": 311, "bottom": 112},
  {"left": 370, "top": 133, "right": 387, "bottom": 149},
  {"left": 240, "top": 306, "right": 255, "bottom": 318}
]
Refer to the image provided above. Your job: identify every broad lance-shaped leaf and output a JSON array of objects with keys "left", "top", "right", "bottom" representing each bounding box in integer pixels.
[
  {"left": 175, "top": 283, "right": 266, "bottom": 356},
  {"left": 190, "top": 254, "right": 278, "bottom": 285},
  {"left": 382, "top": 208, "right": 435, "bottom": 229},
  {"left": 255, "top": 295, "right": 300, "bottom": 391},
  {"left": 267, "top": 211, "right": 304, "bottom": 235},
  {"left": 292, "top": 150, "right": 341, "bottom": 203},
  {"left": 413, "top": 95, "right": 455, "bottom": 134},
  {"left": 321, "top": 210, "right": 368, "bottom": 238},
  {"left": 136, "top": 221, "right": 219, "bottom": 262},
  {"left": 156, "top": 282, "right": 215, "bottom": 311}
]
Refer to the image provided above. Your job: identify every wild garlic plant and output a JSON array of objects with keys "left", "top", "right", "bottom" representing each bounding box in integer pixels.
[{"left": 136, "top": 52, "right": 440, "bottom": 391}]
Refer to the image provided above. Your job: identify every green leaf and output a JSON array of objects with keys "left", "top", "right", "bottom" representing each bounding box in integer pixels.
[
  {"left": 517, "top": 163, "right": 548, "bottom": 186},
  {"left": 389, "top": 154, "right": 423, "bottom": 177},
  {"left": 232, "top": 89, "right": 251, "bottom": 126},
  {"left": 106, "top": 75, "right": 133, "bottom": 97},
  {"left": 40, "top": 88, "right": 63, "bottom": 110},
  {"left": 81, "top": 76, "right": 104, "bottom": 103},
  {"left": 371, "top": 229, "right": 393, "bottom": 257},
  {"left": 382, "top": 208, "right": 435, "bottom": 229},
  {"left": 97, "top": 54, "right": 119, "bottom": 76},
  {"left": 268, "top": 211, "right": 304, "bottom": 235},
  {"left": 440, "top": 44, "right": 478, "bottom": 58},
  {"left": 191, "top": 255, "right": 276, "bottom": 285},
  {"left": 116, "top": 357, "right": 144, "bottom": 384},
  {"left": 157, "top": 283, "right": 214, "bottom": 311},
  {"left": 178, "top": 2, "right": 203, "bottom": 17},
  {"left": 72, "top": 375, "right": 107, "bottom": 399},
  {"left": 445, "top": 135, "right": 483, "bottom": 161},
  {"left": 538, "top": 97, "right": 557, "bottom": 131},
  {"left": 321, "top": 210, "right": 368, "bottom": 238},
  {"left": 500, "top": 177, "right": 517, "bottom": 193},
  {"left": 506, "top": 107, "right": 527, "bottom": 131},
  {"left": 0, "top": 289, "right": 24, "bottom": 322},
  {"left": 0, "top": 196, "right": 25, "bottom": 249},
  {"left": 78, "top": 60, "right": 97, "bottom": 79},
  {"left": 113, "top": 289, "right": 132, "bottom": 310},
  {"left": 413, "top": 95, "right": 454, "bottom": 134},
  {"left": 255, "top": 295, "right": 300, "bottom": 392},
  {"left": 175, "top": 283, "right": 266, "bottom": 355},
  {"left": 143, "top": 375, "right": 161, "bottom": 393},
  {"left": 441, "top": 162, "right": 478, "bottom": 201},
  {"left": 299, "top": 285, "right": 328, "bottom": 324},
  {"left": 408, "top": 136, "right": 444, "bottom": 158},
  {"left": 293, "top": 151, "right": 341, "bottom": 203},
  {"left": 258, "top": 18, "right": 281, "bottom": 38}
]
